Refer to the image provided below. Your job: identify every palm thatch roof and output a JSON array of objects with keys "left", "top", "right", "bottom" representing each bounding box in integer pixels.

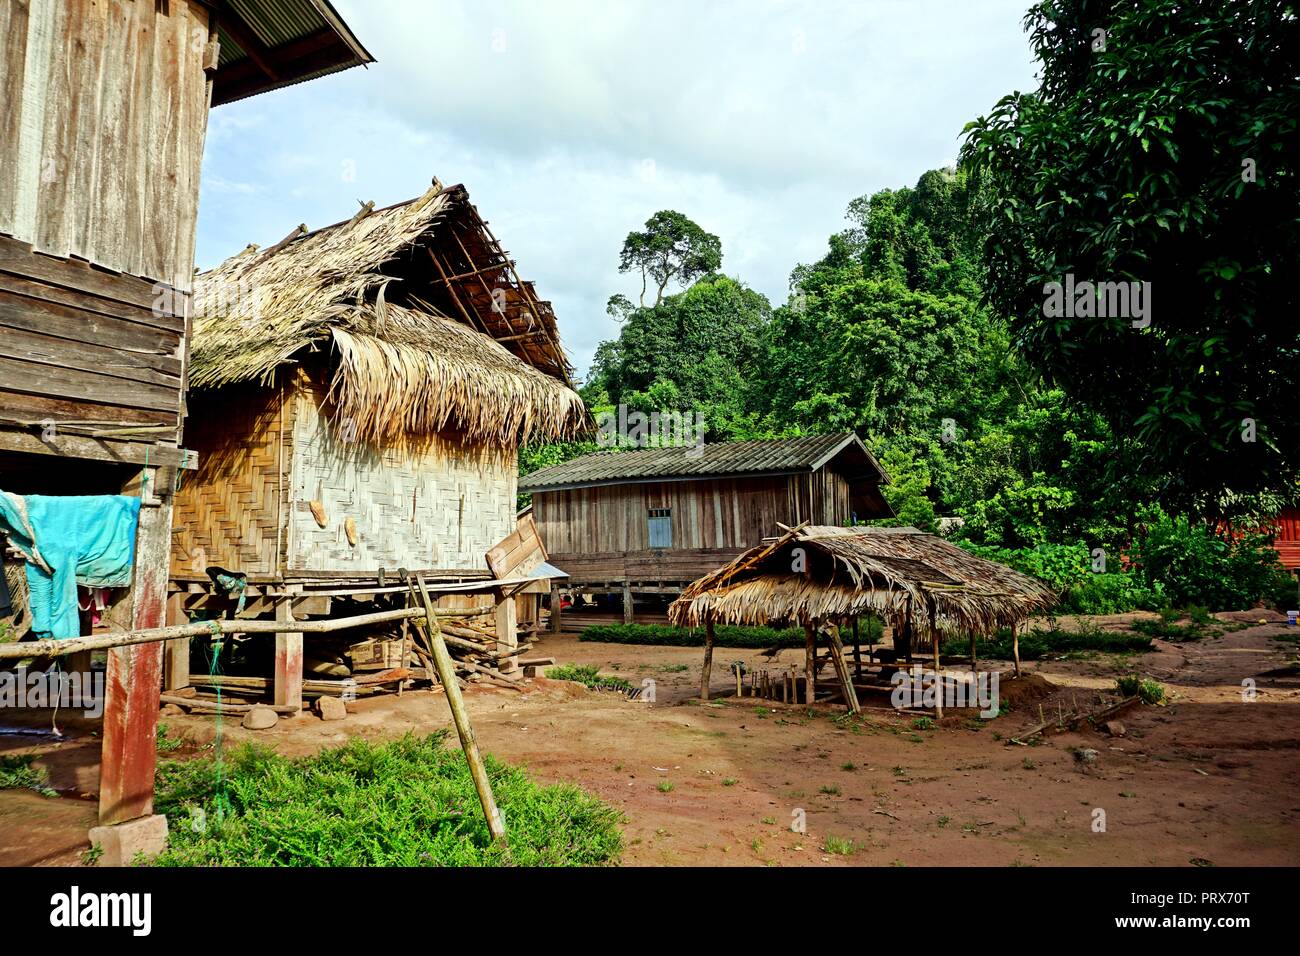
[
  {"left": 669, "top": 524, "right": 1056, "bottom": 640},
  {"left": 189, "top": 180, "right": 584, "bottom": 446}
]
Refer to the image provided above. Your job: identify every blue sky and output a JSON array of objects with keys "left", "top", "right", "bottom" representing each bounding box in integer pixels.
[{"left": 195, "top": 0, "right": 1037, "bottom": 380}]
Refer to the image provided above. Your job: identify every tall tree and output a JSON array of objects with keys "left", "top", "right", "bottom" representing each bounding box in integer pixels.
[
  {"left": 961, "top": 0, "right": 1300, "bottom": 506},
  {"left": 618, "top": 210, "right": 723, "bottom": 307}
]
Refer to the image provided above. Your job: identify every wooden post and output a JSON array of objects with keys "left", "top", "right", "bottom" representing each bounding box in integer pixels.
[
  {"left": 927, "top": 595, "right": 942, "bottom": 720},
  {"left": 1012, "top": 622, "right": 1021, "bottom": 677},
  {"left": 622, "top": 584, "right": 634, "bottom": 624},
  {"left": 803, "top": 619, "right": 817, "bottom": 705},
  {"left": 411, "top": 572, "right": 505, "bottom": 842},
  {"left": 494, "top": 589, "right": 517, "bottom": 673},
  {"left": 99, "top": 465, "right": 171, "bottom": 825},
  {"left": 274, "top": 587, "right": 303, "bottom": 713},
  {"left": 700, "top": 618, "right": 715, "bottom": 700},
  {"left": 851, "top": 618, "right": 862, "bottom": 680},
  {"left": 825, "top": 624, "right": 861, "bottom": 715},
  {"left": 164, "top": 592, "right": 189, "bottom": 691},
  {"left": 548, "top": 583, "right": 562, "bottom": 634},
  {"left": 734, "top": 663, "right": 743, "bottom": 698},
  {"left": 969, "top": 632, "right": 977, "bottom": 676}
]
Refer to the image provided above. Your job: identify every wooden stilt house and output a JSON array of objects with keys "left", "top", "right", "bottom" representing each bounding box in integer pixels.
[
  {"left": 172, "top": 180, "right": 584, "bottom": 585},
  {"left": 520, "top": 433, "right": 894, "bottom": 622},
  {"left": 0, "top": 0, "right": 371, "bottom": 827}
]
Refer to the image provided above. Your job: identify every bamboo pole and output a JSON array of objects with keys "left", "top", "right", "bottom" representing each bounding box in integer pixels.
[
  {"left": 408, "top": 571, "right": 506, "bottom": 844},
  {"left": 824, "top": 624, "right": 861, "bottom": 715},
  {"left": 700, "top": 618, "right": 715, "bottom": 700}
]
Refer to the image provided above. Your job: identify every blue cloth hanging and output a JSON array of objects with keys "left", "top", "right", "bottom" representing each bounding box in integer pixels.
[{"left": 0, "top": 491, "right": 141, "bottom": 639}]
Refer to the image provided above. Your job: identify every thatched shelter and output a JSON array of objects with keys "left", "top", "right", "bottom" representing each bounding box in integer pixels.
[
  {"left": 172, "top": 179, "right": 585, "bottom": 581},
  {"left": 668, "top": 523, "right": 1056, "bottom": 712}
]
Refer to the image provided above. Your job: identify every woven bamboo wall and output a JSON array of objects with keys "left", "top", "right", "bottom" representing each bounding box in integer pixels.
[
  {"left": 285, "top": 375, "right": 517, "bottom": 574},
  {"left": 170, "top": 382, "right": 288, "bottom": 578}
]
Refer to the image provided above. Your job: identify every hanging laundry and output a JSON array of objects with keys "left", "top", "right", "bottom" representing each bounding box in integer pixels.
[{"left": 0, "top": 491, "right": 141, "bottom": 639}]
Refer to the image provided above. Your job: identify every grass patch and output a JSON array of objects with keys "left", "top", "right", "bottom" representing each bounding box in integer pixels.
[
  {"left": 823, "top": 835, "right": 858, "bottom": 855},
  {"left": 545, "top": 664, "right": 632, "bottom": 693},
  {"left": 151, "top": 732, "right": 622, "bottom": 866},
  {"left": 1116, "top": 674, "right": 1166, "bottom": 704},
  {"left": 0, "top": 755, "right": 57, "bottom": 797},
  {"left": 657, "top": 780, "right": 675, "bottom": 793},
  {"left": 942, "top": 624, "right": 1153, "bottom": 661}
]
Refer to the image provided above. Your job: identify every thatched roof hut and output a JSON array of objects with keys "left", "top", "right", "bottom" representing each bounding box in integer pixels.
[
  {"left": 668, "top": 524, "right": 1056, "bottom": 710},
  {"left": 190, "top": 179, "right": 583, "bottom": 447},
  {"left": 670, "top": 524, "right": 1055, "bottom": 640},
  {"left": 172, "top": 179, "right": 586, "bottom": 581}
]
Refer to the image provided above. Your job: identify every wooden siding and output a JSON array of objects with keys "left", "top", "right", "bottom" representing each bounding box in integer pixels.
[
  {"left": 0, "top": 0, "right": 212, "bottom": 291},
  {"left": 0, "top": 236, "right": 186, "bottom": 439},
  {"left": 534, "top": 468, "right": 859, "bottom": 583}
]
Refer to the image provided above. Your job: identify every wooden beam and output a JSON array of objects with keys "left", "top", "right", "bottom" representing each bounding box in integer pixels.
[
  {"left": 0, "top": 427, "right": 195, "bottom": 469},
  {"left": 213, "top": 0, "right": 281, "bottom": 81},
  {"left": 99, "top": 466, "right": 172, "bottom": 824}
]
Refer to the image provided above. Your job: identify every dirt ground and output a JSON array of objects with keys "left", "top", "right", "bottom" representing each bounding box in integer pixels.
[{"left": 3, "top": 609, "right": 1299, "bottom": 867}]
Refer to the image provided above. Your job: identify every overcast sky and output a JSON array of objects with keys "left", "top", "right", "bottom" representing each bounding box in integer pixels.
[{"left": 195, "top": 0, "right": 1038, "bottom": 380}]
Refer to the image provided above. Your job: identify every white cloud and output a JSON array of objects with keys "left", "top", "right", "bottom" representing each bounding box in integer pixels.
[{"left": 195, "top": 0, "right": 1036, "bottom": 378}]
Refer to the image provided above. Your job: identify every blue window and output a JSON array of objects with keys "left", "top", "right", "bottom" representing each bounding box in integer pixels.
[{"left": 648, "top": 507, "right": 672, "bottom": 549}]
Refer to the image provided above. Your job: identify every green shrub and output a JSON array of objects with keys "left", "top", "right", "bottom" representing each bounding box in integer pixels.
[
  {"left": 941, "top": 625, "right": 1152, "bottom": 661},
  {"left": 153, "top": 732, "right": 623, "bottom": 866},
  {"left": 580, "top": 623, "right": 800, "bottom": 648},
  {"left": 0, "top": 755, "right": 57, "bottom": 797},
  {"left": 1116, "top": 674, "right": 1165, "bottom": 705},
  {"left": 1128, "top": 512, "right": 1295, "bottom": 610},
  {"left": 544, "top": 664, "right": 632, "bottom": 693}
]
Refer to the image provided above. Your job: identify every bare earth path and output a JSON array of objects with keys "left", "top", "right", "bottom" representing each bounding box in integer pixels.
[{"left": 3, "top": 612, "right": 1298, "bottom": 866}]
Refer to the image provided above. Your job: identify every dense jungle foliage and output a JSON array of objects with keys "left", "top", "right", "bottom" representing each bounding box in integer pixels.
[{"left": 522, "top": 0, "right": 1298, "bottom": 613}]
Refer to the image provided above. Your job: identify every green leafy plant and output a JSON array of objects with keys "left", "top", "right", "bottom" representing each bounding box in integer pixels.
[
  {"left": 544, "top": 664, "right": 633, "bottom": 693},
  {"left": 0, "top": 755, "right": 57, "bottom": 797},
  {"left": 152, "top": 733, "right": 622, "bottom": 866},
  {"left": 1116, "top": 674, "right": 1166, "bottom": 705}
]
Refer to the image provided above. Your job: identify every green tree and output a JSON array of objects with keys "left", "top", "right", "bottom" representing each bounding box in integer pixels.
[
  {"left": 961, "top": 0, "right": 1300, "bottom": 505},
  {"left": 618, "top": 210, "right": 723, "bottom": 307}
]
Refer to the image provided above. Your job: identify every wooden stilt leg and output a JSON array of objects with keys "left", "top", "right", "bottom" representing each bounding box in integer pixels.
[
  {"left": 622, "top": 584, "right": 634, "bottom": 625},
  {"left": 548, "top": 583, "right": 563, "bottom": 634},
  {"left": 99, "top": 465, "right": 170, "bottom": 825},
  {"left": 700, "top": 618, "right": 714, "bottom": 700},
  {"left": 852, "top": 618, "right": 862, "bottom": 681},
  {"left": 803, "top": 620, "right": 817, "bottom": 705},
  {"left": 164, "top": 592, "right": 189, "bottom": 692},
  {"left": 274, "top": 589, "right": 303, "bottom": 714}
]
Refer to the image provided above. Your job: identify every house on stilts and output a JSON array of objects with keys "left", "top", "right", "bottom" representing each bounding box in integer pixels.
[
  {"left": 519, "top": 433, "right": 894, "bottom": 623},
  {"left": 0, "top": 0, "right": 371, "bottom": 828},
  {"left": 169, "top": 180, "right": 586, "bottom": 701}
]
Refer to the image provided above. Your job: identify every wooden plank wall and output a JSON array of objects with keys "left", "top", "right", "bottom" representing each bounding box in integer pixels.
[
  {"left": 534, "top": 468, "right": 859, "bottom": 583},
  {"left": 0, "top": 0, "right": 212, "bottom": 292},
  {"left": 286, "top": 374, "right": 517, "bottom": 574},
  {"left": 0, "top": 236, "right": 186, "bottom": 437}
]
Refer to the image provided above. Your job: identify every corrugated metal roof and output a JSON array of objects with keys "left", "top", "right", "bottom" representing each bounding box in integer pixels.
[
  {"left": 519, "top": 433, "right": 887, "bottom": 492},
  {"left": 212, "top": 0, "right": 374, "bottom": 105}
]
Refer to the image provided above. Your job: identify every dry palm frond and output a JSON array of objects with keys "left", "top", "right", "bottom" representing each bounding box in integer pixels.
[
  {"left": 188, "top": 181, "right": 583, "bottom": 446},
  {"left": 669, "top": 525, "right": 1056, "bottom": 639}
]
